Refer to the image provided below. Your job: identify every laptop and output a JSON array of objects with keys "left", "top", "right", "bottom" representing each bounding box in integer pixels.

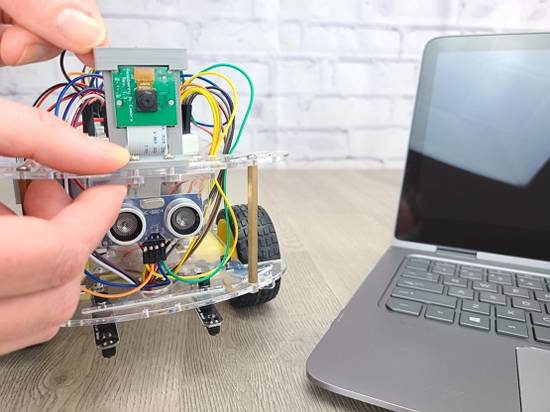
[{"left": 307, "top": 33, "right": 550, "bottom": 412}]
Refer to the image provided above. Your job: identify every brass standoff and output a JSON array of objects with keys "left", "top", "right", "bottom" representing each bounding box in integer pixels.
[{"left": 247, "top": 163, "right": 259, "bottom": 284}]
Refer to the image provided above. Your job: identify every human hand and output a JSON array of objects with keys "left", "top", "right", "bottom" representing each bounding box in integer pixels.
[
  {"left": 0, "top": 97, "right": 129, "bottom": 355},
  {"left": 0, "top": 0, "right": 107, "bottom": 66}
]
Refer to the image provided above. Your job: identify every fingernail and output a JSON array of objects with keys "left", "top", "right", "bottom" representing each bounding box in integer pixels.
[
  {"left": 15, "top": 44, "right": 51, "bottom": 65},
  {"left": 93, "top": 140, "right": 131, "bottom": 164},
  {"left": 55, "top": 8, "right": 106, "bottom": 49}
]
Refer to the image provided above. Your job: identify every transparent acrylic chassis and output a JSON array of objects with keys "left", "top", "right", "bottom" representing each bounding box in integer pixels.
[
  {"left": 71, "top": 259, "right": 286, "bottom": 327},
  {"left": 0, "top": 151, "right": 288, "bottom": 327}
]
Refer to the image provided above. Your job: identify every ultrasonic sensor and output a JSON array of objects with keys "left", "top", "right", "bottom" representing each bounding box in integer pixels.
[
  {"left": 164, "top": 199, "right": 203, "bottom": 238},
  {"left": 108, "top": 206, "right": 147, "bottom": 246}
]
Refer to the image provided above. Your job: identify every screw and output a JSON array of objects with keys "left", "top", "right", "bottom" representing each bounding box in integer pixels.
[
  {"left": 116, "top": 100, "right": 123, "bottom": 107},
  {"left": 168, "top": 99, "right": 174, "bottom": 106},
  {"left": 164, "top": 153, "right": 175, "bottom": 160}
]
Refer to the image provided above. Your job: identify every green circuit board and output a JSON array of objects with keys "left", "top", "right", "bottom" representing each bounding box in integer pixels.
[{"left": 112, "top": 66, "right": 178, "bottom": 127}]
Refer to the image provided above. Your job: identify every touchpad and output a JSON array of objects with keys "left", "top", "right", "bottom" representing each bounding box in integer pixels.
[{"left": 516, "top": 347, "right": 550, "bottom": 412}]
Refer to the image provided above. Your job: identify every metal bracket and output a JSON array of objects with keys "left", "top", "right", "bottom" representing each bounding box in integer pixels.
[{"left": 247, "top": 162, "right": 258, "bottom": 284}]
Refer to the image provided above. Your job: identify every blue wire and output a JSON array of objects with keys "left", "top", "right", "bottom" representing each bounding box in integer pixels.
[
  {"left": 89, "top": 71, "right": 104, "bottom": 89},
  {"left": 62, "top": 87, "right": 103, "bottom": 120},
  {"left": 182, "top": 73, "right": 220, "bottom": 88},
  {"left": 54, "top": 73, "right": 103, "bottom": 116},
  {"left": 156, "top": 264, "right": 172, "bottom": 284},
  {"left": 84, "top": 265, "right": 172, "bottom": 290},
  {"left": 181, "top": 73, "right": 231, "bottom": 128},
  {"left": 84, "top": 270, "right": 136, "bottom": 288}
]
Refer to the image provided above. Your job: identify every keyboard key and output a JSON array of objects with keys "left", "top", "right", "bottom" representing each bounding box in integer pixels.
[
  {"left": 488, "top": 273, "right": 513, "bottom": 285},
  {"left": 516, "top": 273, "right": 542, "bottom": 281},
  {"left": 390, "top": 287, "right": 457, "bottom": 309},
  {"left": 502, "top": 286, "right": 529, "bottom": 299},
  {"left": 460, "top": 271, "right": 483, "bottom": 281},
  {"left": 462, "top": 300, "right": 490, "bottom": 315},
  {"left": 401, "top": 269, "right": 439, "bottom": 283},
  {"left": 496, "top": 319, "right": 528, "bottom": 338},
  {"left": 459, "top": 313, "right": 490, "bottom": 331},
  {"left": 531, "top": 313, "right": 550, "bottom": 328},
  {"left": 534, "top": 291, "right": 550, "bottom": 302},
  {"left": 512, "top": 297, "right": 541, "bottom": 312},
  {"left": 447, "top": 286, "right": 474, "bottom": 300},
  {"left": 517, "top": 277, "right": 544, "bottom": 290},
  {"left": 479, "top": 292, "right": 506, "bottom": 306},
  {"left": 386, "top": 297, "right": 422, "bottom": 316},
  {"left": 533, "top": 326, "right": 550, "bottom": 344},
  {"left": 425, "top": 305, "right": 455, "bottom": 323},
  {"left": 443, "top": 277, "right": 468, "bottom": 288},
  {"left": 462, "top": 265, "right": 483, "bottom": 273},
  {"left": 473, "top": 281, "right": 498, "bottom": 293},
  {"left": 496, "top": 306, "right": 526, "bottom": 322},
  {"left": 406, "top": 260, "right": 430, "bottom": 271},
  {"left": 409, "top": 258, "right": 430, "bottom": 265},
  {"left": 434, "top": 261, "right": 456, "bottom": 268},
  {"left": 432, "top": 267, "right": 455, "bottom": 276},
  {"left": 397, "top": 278, "right": 444, "bottom": 294},
  {"left": 488, "top": 269, "right": 513, "bottom": 277}
]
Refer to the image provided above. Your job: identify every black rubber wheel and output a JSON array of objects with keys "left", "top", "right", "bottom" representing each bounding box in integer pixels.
[{"left": 216, "top": 205, "right": 281, "bottom": 307}]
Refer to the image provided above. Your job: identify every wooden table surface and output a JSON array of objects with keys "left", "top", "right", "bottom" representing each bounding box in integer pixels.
[{"left": 0, "top": 169, "right": 402, "bottom": 412}]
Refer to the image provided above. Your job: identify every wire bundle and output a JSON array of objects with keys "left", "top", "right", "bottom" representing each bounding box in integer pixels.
[{"left": 34, "top": 52, "right": 255, "bottom": 299}]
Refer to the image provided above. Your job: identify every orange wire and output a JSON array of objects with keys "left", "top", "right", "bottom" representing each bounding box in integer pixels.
[{"left": 81, "top": 266, "right": 155, "bottom": 299}]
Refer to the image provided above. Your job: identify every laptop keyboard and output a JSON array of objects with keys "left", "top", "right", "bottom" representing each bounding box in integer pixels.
[{"left": 385, "top": 257, "right": 550, "bottom": 345}]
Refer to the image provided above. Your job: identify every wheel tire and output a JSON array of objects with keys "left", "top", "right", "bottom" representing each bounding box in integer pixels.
[{"left": 216, "top": 205, "right": 281, "bottom": 307}]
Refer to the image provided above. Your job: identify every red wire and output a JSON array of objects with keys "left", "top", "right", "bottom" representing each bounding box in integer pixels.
[
  {"left": 45, "top": 93, "right": 78, "bottom": 112},
  {"left": 74, "top": 180, "right": 86, "bottom": 191},
  {"left": 35, "top": 82, "right": 89, "bottom": 108}
]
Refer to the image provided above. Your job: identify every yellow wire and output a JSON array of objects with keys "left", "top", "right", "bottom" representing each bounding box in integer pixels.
[
  {"left": 180, "top": 86, "right": 221, "bottom": 152},
  {"left": 68, "top": 71, "right": 87, "bottom": 78},
  {"left": 181, "top": 71, "right": 239, "bottom": 154},
  {"left": 81, "top": 264, "right": 157, "bottom": 299},
  {"left": 171, "top": 178, "right": 239, "bottom": 280}
]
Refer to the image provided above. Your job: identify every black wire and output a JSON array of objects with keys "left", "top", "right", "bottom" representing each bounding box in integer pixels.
[
  {"left": 167, "top": 86, "right": 236, "bottom": 262},
  {"left": 185, "top": 85, "right": 235, "bottom": 203},
  {"left": 59, "top": 50, "right": 82, "bottom": 92},
  {"left": 32, "top": 82, "right": 67, "bottom": 107}
]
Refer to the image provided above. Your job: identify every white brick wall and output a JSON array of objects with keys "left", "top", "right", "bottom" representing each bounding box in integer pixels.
[{"left": 1, "top": 0, "right": 549, "bottom": 167}]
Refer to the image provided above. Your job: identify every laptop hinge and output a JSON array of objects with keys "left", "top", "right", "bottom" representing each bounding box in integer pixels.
[{"left": 436, "top": 246, "right": 477, "bottom": 261}]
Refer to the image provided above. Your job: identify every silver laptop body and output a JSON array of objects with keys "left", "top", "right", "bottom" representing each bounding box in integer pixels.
[{"left": 307, "top": 33, "right": 550, "bottom": 412}]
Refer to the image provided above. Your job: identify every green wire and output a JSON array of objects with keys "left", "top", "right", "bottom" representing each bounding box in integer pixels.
[
  {"left": 200, "top": 63, "right": 255, "bottom": 154},
  {"left": 164, "top": 172, "right": 231, "bottom": 284},
  {"left": 169, "top": 64, "right": 253, "bottom": 283}
]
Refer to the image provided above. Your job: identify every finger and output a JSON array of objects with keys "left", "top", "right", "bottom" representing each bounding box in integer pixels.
[
  {"left": 0, "top": 276, "right": 81, "bottom": 355},
  {"left": 0, "top": 25, "right": 60, "bottom": 66},
  {"left": 23, "top": 180, "right": 71, "bottom": 219},
  {"left": 0, "top": 0, "right": 107, "bottom": 56},
  {"left": 0, "top": 98, "right": 130, "bottom": 174},
  {"left": 0, "top": 184, "right": 125, "bottom": 298},
  {"left": 54, "top": 184, "right": 127, "bottom": 250},
  {"left": 0, "top": 202, "right": 15, "bottom": 216}
]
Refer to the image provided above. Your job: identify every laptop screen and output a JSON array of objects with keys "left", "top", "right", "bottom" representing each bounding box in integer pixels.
[{"left": 396, "top": 34, "right": 550, "bottom": 261}]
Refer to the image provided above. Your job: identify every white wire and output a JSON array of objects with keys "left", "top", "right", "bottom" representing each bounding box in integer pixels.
[
  {"left": 89, "top": 254, "right": 137, "bottom": 285},
  {"left": 67, "top": 94, "right": 105, "bottom": 125}
]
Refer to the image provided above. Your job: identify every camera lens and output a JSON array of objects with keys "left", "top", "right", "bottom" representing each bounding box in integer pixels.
[{"left": 135, "top": 90, "right": 158, "bottom": 112}]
